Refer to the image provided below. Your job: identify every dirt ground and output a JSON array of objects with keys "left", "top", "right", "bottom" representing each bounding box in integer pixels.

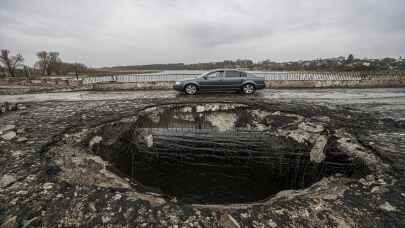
[{"left": 0, "top": 88, "right": 404, "bottom": 227}]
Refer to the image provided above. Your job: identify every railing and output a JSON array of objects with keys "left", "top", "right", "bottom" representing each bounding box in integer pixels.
[
  {"left": 256, "top": 71, "right": 367, "bottom": 81},
  {"left": 82, "top": 71, "right": 403, "bottom": 84},
  {"left": 82, "top": 73, "right": 197, "bottom": 84}
]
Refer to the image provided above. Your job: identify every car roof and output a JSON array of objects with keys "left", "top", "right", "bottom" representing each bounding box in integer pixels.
[{"left": 206, "top": 69, "right": 246, "bottom": 72}]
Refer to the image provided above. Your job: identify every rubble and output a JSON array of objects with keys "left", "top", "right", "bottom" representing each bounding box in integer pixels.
[
  {"left": 89, "top": 136, "right": 102, "bottom": 148},
  {"left": 0, "top": 124, "right": 15, "bottom": 134},
  {"left": 1, "top": 131, "right": 16, "bottom": 140},
  {"left": 0, "top": 174, "right": 17, "bottom": 188},
  {"left": 0, "top": 93, "right": 403, "bottom": 227},
  {"left": 379, "top": 202, "right": 398, "bottom": 212},
  {"left": 310, "top": 135, "right": 328, "bottom": 163}
]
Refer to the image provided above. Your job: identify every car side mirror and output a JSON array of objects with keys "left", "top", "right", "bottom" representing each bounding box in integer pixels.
[{"left": 203, "top": 76, "right": 208, "bottom": 80}]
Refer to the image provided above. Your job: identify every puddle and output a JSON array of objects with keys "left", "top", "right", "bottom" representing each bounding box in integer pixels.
[{"left": 91, "top": 103, "right": 367, "bottom": 204}]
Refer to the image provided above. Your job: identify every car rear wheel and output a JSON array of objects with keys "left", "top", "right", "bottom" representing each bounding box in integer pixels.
[
  {"left": 242, "top": 84, "right": 255, "bottom": 94},
  {"left": 184, "top": 84, "right": 198, "bottom": 95}
]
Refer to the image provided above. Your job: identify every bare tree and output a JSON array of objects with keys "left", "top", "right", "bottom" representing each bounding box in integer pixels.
[
  {"left": 35, "top": 51, "right": 50, "bottom": 75},
  {"left": 0, "top": 49, "right": 24, "bottom": 77},
  {"left": 35, "top": 51, "right": 64, "bottom": 75},
  {"left": 48, "top": 52, "right": 62, "bottom": 75},
  {"left": 0, "top": 65, "right": 5, "bottom": 77},
  {"left": 23, "top": 65, "right": 31, "bottom": 79},
  {"left": 73, "top": 62, "right": 87, "bottom": 79}
]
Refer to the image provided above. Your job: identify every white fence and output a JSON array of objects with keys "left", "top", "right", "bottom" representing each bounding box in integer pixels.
[{"left": 82, "top": 71, "right": 371, "bottom": 84}]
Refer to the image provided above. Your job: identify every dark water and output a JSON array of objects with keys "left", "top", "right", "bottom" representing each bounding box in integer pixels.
[{"left": 116, "top": 153, "right": 354, "bottom": 204}]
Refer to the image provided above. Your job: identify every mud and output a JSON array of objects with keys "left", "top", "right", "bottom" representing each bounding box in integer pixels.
[{"left": 0, "top": 90, "right": 404, "bottom": 227}]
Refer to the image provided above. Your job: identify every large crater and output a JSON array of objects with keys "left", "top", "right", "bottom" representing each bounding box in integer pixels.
[{"left": 84, "top": 103, "right": 368, "bottom": 204}]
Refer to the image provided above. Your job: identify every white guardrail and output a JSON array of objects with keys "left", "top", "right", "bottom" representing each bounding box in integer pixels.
[{"left": 82, "top": 72, "right": 369, "bottom": 84}]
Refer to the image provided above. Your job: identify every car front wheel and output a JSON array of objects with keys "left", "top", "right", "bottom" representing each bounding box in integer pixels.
[
  {"left": 242, "top": 83, "right": 255, "bottom": 94},
  {"left": 184, "top": 84, "right": 198, "bottom": 95}
]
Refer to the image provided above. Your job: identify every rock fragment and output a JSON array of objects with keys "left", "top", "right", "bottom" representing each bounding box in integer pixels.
[
  {"left": 1, "top": 131, "right": 17, "bottom": 140},
  {"left": 17, "top": 104, "right": 27, "bottom": 110},
  {"left": 219, "top": 214, "right": 241, "bottom": 228},
  {"left": 112, "top": 193, "right": 122, "bottom": 201},
  {"left": 22, "top": 217, "right": 39, "bottom": 228},
  {"left": 310, "top": 135, "right": 328, "bottom": 163},
  {"left": 89, "top": 136, "right": 103, "bottom": 147},
  {"left": 1, "top": 216, "right": 17, "bottom": 228},
  {"left": 16, "top": 128, "right": 24, "bottom": 134},
  {"left": 207, "top": 112, "right": 237, "bottom": 131},
  {"left": 267, "top": 219, "right": 278, "bottom": 228},
  {"left": 0, "top": 174, "right": 17, "bottom": 188},
  {"left": 0, "top": 124, "right": 16, "bottom": 134},
  {"left": 379, "top": 202, "right": 397, "bottom": 212},
  {"left": 16, "top": 137, "right": 28, "bottom": 142},
  {"left": 102, "top": 215, "right": 111, "bottom": 224},
  {"left": 11, "top": 150, "right": 23, "bottom": 157},
  {"left": 42, "top": 182, "right": 54, "bottom": 190},
  {"left": 298, "top": 122, "right": 324, "bottom": 133},
  {"left": 145, "top": 135, "right": 153, "bottom": 148},
  {"left": 89, "top": 202, "right": 97, "bottom": 212}
]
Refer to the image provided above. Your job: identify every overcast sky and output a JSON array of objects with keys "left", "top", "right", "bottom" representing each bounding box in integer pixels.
[{"left": 1, "top": 0, "right": 404, "bottom": 67}]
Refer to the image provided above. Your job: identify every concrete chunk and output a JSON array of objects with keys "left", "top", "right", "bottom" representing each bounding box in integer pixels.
[
  {"left": 1, "top": 131, "right": 17, "bottom": 140},
  {"left": 310, "top": 135, "right": 328, "bottom": 163}
]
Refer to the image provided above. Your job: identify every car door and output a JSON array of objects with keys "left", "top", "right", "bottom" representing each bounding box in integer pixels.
[
  {"left": 198, "top": 71, "right": 224, "bottom": 90},
  {"left": 224, "top": 70, "right": 244, "bottom": 89}
]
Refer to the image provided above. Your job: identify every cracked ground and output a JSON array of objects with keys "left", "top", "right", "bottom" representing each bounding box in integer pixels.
[{"left": 0, "top": 88, "right": 405, "bottom": 227}]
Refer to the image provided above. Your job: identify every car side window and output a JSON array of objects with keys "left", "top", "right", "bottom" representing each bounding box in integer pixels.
[{"left": 226, "top": 70, "right": 241, "bottom": 78}]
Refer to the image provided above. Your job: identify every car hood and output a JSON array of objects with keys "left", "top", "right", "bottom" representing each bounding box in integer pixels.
[{"left": 177, "top": 77, "right": 198, "bottom": 82}]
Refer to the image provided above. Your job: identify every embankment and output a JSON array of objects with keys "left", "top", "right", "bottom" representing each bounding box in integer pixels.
[{"left": 0, "top": 73, "right": 404, "bottom": 94}]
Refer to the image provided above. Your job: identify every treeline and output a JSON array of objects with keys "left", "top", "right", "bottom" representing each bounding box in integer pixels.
[
  {"left": 3, "top": 50, "right": 405, "bottom": 78},
  {"left": 106, "top": 55, "right": 405, "bottom": 72},
  {"left": 108, "top": 60, "right": 254, "bottom": 71},
  {"left": 0, "top": 49, "right": 87, "bottom": 78},
  {"left": 34, "top": 51, "right": 87, "bottom": 77}
]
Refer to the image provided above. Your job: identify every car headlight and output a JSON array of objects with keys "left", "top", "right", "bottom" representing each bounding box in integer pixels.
[{"left": 175, "top": 81, "right": 181, "bottom": 85}]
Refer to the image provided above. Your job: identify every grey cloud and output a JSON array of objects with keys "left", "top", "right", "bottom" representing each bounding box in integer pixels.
[
  {"left": 181, "top": 22, "right": 272, "bottom": 47},
  {"left": 0, "top": 0, "right": 404, "bottom": 66},
  {"left": 0, "top": 0, "right": 108, "bottom": 39}
]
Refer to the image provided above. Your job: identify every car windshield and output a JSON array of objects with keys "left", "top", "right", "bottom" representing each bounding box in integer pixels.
[
  {"left": 199, "top": 72, "right": 209, "bottom": 78},
  {"left": 199, "top": 71, "right": 224, "bottom": 78}
]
